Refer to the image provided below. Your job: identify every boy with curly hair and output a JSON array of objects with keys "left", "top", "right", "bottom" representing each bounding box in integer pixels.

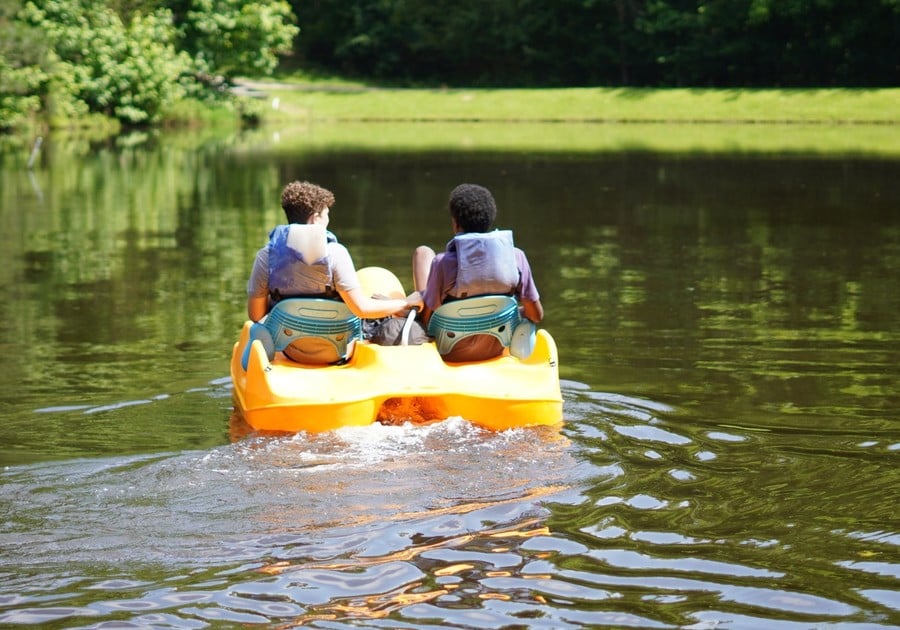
[{"left": 246, "top": 180, "right": 421, "bottom": 362}]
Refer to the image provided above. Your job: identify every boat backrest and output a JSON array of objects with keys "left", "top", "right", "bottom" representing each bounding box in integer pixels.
[
  {"left": 264, "top": 298, "right": 362, "bottom": 364},
  {"left": 427, "top": 295, "right": 523, "bottom": 358}
]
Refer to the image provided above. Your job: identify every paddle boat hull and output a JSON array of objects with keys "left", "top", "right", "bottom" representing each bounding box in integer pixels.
[{"left": 230, "top": 320, "right": 563, "bottom": 433}]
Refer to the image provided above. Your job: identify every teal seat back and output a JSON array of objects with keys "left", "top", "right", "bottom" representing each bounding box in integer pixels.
[
  {"left": 265, "top": 298, "right": 362, "bottom": 364},
  {"left": 427, "top": 296, "right": 521, "bottom": 357}
]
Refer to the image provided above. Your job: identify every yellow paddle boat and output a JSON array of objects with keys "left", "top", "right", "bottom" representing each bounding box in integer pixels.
[{"left": 230, "top": 267, "right": 563, "bottom": 433}]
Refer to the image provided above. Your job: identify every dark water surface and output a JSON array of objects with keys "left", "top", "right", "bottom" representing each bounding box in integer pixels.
[{"left": 1, "top": 126, "right": 898, "bottom": 628}]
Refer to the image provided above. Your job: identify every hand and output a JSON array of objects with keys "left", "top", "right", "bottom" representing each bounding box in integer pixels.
[{"left": 405, "top": 291, "right": 423, "bottom": 312}]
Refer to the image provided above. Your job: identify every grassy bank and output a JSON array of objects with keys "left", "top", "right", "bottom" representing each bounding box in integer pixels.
[
  {"left": 6, "top": 79, "right": 897, "bottom": 157},
  {"left": 242, "top": 79, "right": 900, "bottom": 125},
  {"left": 227, "top": 79, "right": 900, "bottom": 155},
  {"left": 230, "top": 120, "right": 900, "bottom": 157}
]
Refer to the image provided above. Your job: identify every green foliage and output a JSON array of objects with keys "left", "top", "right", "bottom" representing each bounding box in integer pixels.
[
  {"left": 178, "top": 0, "right": 299, "bottom": 79},
  {"left": 21, "top": 0, "right": 194, "bottom": 124},
  {"left": 0, "top": 9, "right": 47, "bottom": 131},
  {"left": 5, "top": 0, "right": 896, "bottom": 128},
  {"left": 5, "top": 0, "right": 300, "bottom": 128},
  {"left": 289, "top": 0, "right": 900, "bottom": 87},
  {"left": 0, "top": 68, "right": 43, "bottom": 132}
]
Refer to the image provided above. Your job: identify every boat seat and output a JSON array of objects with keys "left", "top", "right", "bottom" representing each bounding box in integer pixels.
[
  {"left": 427, "top": 295, "right": 536, "bottom": 359},
  {"left": 241, "top": 298, "right": 362, "bottom": 369}
]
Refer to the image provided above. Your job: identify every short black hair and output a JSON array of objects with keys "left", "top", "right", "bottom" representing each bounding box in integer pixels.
[{"left": 448, "top": 184, "right": 497, "bottom": 233}]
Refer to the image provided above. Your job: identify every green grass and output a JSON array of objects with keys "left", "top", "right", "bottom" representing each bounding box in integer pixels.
[
  {"left": 228, "top": 120, "right": 900, "bottom": 157},
  {"left": 227, "top": 79, "right": 900, "bottom": 155},
  {"left": 241, "top": 79, "right": 900, "bottom": 124}
]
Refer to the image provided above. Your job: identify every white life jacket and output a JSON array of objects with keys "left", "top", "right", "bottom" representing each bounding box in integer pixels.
[
  {"left": 447, "top": 230, "right": 520, "bottom": 299},
  {"left": 267, "top": 224, "right": 339, "bottom": 301}
]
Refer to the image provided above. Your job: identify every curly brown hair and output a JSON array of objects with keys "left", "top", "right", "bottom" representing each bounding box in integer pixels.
[{"left": 280, "top": 181, "right": 335, "bottom": 224}]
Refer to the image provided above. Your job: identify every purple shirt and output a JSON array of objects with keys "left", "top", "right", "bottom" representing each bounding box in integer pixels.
[{"left": 422, "top": 239, "right": 540, "bottom": 312}]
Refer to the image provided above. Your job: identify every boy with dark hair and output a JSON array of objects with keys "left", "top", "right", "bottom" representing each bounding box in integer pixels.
[{"left": 412, "top": 183, "right": 543, "bottom": 361}]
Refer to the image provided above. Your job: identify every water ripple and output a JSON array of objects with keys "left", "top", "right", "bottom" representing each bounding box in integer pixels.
[{"left": 0, "top": 386, "right": 897, "bottom": 627}]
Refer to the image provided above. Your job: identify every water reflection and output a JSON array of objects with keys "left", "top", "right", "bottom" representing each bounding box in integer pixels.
[{"left": 1, "top": 127, "right": 898, "bottom": 626}]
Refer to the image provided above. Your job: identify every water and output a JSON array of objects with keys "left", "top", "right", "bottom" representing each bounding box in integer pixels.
[{"left": 0, "top": 125, "right": 898, "bottom": 627}]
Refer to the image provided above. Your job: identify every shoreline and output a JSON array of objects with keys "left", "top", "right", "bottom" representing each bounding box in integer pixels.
[{"left": 236, "top": 79, "right": 900, "bottom": 126}]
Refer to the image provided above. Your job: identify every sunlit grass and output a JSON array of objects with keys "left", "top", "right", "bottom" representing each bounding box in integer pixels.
[
  {"left": 231, "top": 120, "right": 900, "bottom": 157},
  {"left": 250, "top": 82, "right": 900, "bottom": 124},
  {"left": 223, "top": 78, "right": 899, "bottom": 156}
]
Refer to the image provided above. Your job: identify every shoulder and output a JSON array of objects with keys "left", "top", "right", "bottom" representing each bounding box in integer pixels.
[
  {"left": 253, "top": 245, "right": 269, "bottom": 266},
  {"left": 328, "top": 243, "right": 360, "bottom": 291},
  {"left": 267, "top": 224, "right": 289, "bottom": 244},
  {"left": 326, "top": 241, "right": 352, "bottom": 260},
  {"left": 513, "top": 247, "right": 532, "bottom": 268},
  {"left": 430, "top": 251, "right": 456, "bottom": 279},
  {"left": 327, "top": 242, "right": 356, "bottom": 275}
]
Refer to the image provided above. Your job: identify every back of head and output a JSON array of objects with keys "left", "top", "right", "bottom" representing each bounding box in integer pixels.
[
  {"left": 449, "top": 184, "right": 497, "bottom": 233},
  {"left": 281, "top": 181, "right": 335, "bottom": 224}
]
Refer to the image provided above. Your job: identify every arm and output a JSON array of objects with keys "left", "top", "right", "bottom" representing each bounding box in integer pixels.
[
  {"left": 521, "top": 298, "right": 543, "bottom": 323},
  {"left": 419, "top": 304, "right": 434, "bottom": 328},
  {"left": 329, "top": 243, "right": 422, "bottom": 318},
  {"left": 339, "top": 287, "right": 423, "bottom": 320},
  {"left": 515, "top": 249, "right": 542, "bottom": 323},
  {"left": 246, "top": 248, "right": 270, "bottom": 322},
  {"left": 248, "top": 295, "right": 268, "bottom": 322}
]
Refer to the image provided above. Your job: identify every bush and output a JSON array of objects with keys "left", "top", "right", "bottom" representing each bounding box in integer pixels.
[
  {"left": 0, "top": 11, "right": 46, "bottom": 132},
  {"left": 21, "top": 0, "right": 194, "bottom": 124},
  {"left": 179, "top": 0, "right": 299, "bottom": 79}
]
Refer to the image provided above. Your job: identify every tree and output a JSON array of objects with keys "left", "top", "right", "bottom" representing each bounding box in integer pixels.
[
  {"left": 287, "top": 0, "right": 900, "bottom": 87},
  {"left": 176, "top": 0, "right": 299, "bottom": 81},
  {"left": 21, "top": 0, "right": 195, "bottom": 124},
  {"left": 0, "top": 0, "right": 47, "bottom": 130}
]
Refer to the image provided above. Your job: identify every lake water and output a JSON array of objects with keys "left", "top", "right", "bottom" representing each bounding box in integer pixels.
[{"left": 1, "top": 124, "right": 898, "bottom": 628}]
